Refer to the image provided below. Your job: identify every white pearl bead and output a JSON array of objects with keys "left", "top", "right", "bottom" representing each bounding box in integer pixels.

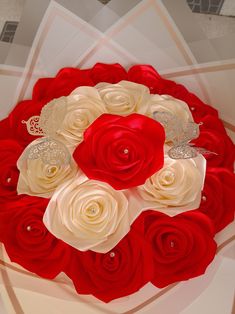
[
  {"left": 123, "top": 149, "right": 129, "bottom": 154},
  {"left": 47, "top": 166, "right": 57, "bottom": 175},
  {"left": 202, "top": 195, "right": 207, "bottom": 201},
  {"left": 110, "top": 252, "right": 115, "bottom": 258},
  {"left": 26, "top": 226, "right": 31, "bottom": 231},
  {"left": 190, "top": 107, "right": 195, "bottom": 111},
  {"left": 170, "top": 241, "right": 175, "bottom": 248},
  {"left": 87, "top": 207, "right": 98, "bottom": 215},
  {"left": 6, "top": 177, "right": 11, "bottom": 183}
]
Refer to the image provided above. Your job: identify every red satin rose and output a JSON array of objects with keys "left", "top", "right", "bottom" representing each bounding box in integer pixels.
[
  {"left": 2, "top": 197, "right": 71, "bottom": 278},
  {"left": 193, "top": 115, "right": 235, "bottom": 170},
  {"left": 90, "top": 63, "right": 127, "bottom": 84},
  {"left": 128, "top": 65, "right": 161, "bottom": 93},
  {"left": 0, "top": 139, "right": 24, "bottom": 203},
  {"left": 32, "top": 67, "right": 93, "bottom": 103},
  {"left": 0, "top": 117, "right": 13, "bottom": 140},
  {"left": 0, "top": 195, "right": 36, "bottom": 241},
  {"left": 73, "top": 113, "right": 165, "bottom": 190},
  {"left": 127, "top": 65, "right": 218, "bottom": 121},
  {"left": 198, "top": 167, "right": 235, "bottom": 232},
  {"left": 155, "top": 80, "right": 218, "bottom": 123},
  {"left": 179, "top": 92, "right": 218, "bottom": 123},
  {"left": 65, "top": 230, "right": 153, "bottom": 303},
  {"left": 133, "top": 210, "right": 216, "bottom": 288}
]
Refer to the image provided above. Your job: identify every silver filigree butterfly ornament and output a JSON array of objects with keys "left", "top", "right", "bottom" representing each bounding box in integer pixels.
[
  {"left": 21, "top": 97, "right": 68, "bottom": 138},
  {"left": 21, "top": 99, "right": 71, "bottom": 167},
  {"left": 153, "top": 111, "right": 216, "bottom": 159}
]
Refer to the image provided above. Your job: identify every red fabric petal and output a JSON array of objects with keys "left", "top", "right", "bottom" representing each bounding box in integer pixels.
[
  {"left": 90, "top": 63, "right": 127, "bottom": 84},
  {"left": 2, "top": 197, "right": 71, "bottom": 278},
  {"left": 134, "top": 210, "right": 217, "bottom": 288},
  {"left": 198, "top": 167, "right": 235, "bottom": 232},
  {"left": 73, "top": 113, "right": 165, "bottom": 189},
  {"left": 65, "top": 229, "right": 153, "bottom": 302}
]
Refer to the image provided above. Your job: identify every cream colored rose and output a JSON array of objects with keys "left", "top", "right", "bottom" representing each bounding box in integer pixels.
[
  {"left": 17, "top": 138, "right": 78, "bottom": 198},
  {"left": 43, "top": 177, "right": 130, "bottom": 253},
  {"left": 138, "top": 157, "right": 203, "bottom": 208},
  {"left": 95, "top": 80, "right": 150, "bottom": 115},
  {"left": 148, "top": 94, "right": 193, "bottom": 126},
  {"left": 40, "top": 87, "right": 106, "bottom": 151}
]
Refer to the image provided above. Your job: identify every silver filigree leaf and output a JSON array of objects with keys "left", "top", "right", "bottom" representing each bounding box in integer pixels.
[
  {"left": 182, "top": 121, "right": 200, "bottom": 143},
  {"left": 153, "top": 111, "right": 181, "bottom": 142},
  {"left": 26, "top": 137, "right": 70, "bottom": 166},
  {"left": 193, "top": 147, "right": 218, "bottom": 156},
  {"left": 21, "top": 116, "right": 45, "bottom": 136},
  {"left": 39, "top": 97, "right": 67, "bottom": 136},
  {"left": 168, "top": 144, "right": 198, "bottom": 159},
  {"left": 168, "top": 143, "right": 217, "bottom": 160}
]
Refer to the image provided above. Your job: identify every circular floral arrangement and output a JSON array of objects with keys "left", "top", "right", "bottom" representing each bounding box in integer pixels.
[{"left": 0, "top": 63, "right": 234, "bottom": 303}]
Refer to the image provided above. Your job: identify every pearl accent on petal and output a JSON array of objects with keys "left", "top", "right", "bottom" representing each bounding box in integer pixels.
[
  {"left": 86, "top": 207, "right": 98, "bottom": 216},
  {"left": 202, "top": 195, "right": 207, "bottom": 201},
  {"left": 26, "top": 226, "right": 31, "bottom": 231},
  {"left": 123, "top": 149, "right": 129, "bottom": 154},
  {"left": 47, "top": 166, "right": 57, "bottom": 175},
  {"left": 6, "top": 177, "right": 11, "bottom": 183},
  {"left": 165, "top": 172, "right": 175, "bottom": 181},
  {"left": 190, "top": 107, "right": 195, "bottom": 111},
  {"left": 110, "top": 252, "right": 115, "bottom": 258},
  {"left": 170, "top": 241, "right": 175, "bottom": 248},
  {"left": 159, "top": 170, "right": 175, "bottom": 186}
]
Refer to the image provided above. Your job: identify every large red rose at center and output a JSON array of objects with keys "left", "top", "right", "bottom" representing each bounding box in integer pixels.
[{"left": 73, "top": 113, "right": 165, "bottom": 190}]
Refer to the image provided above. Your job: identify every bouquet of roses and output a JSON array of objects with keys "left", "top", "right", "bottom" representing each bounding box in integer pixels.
[{"left": 0, "top": 63, "right": 234, "bottom": 302}]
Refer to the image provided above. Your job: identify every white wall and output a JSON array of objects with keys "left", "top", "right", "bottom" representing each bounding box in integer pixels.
[
  {"left": 0, "top": 0, "right": 25, "bottom": 64},
  {"left": 0, "top": 0, "right": 25, "bottom": 33}
]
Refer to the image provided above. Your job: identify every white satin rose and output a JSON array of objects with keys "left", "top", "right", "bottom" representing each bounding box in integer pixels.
[
  {"left": 40, "top": 87, "right": 106, "bottom": 151},
  {"left": 95, "top": 80, "right": 150, "bottom": 115},
  {"left": 138, "top": 156, "right": 204, "bottom": 208},
  {"left": 17, "top": 138, "right": 78, "bottom": 198},
  {"left": 147, "top": 94, "right": 193, "bottom": 127},
  {"left": 43, "top": 177, "right": 130, "bottom": 253}
]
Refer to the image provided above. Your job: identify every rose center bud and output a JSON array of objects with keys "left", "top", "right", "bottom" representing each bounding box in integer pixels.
[
  {"left": 165, "top": 236, "right": 179, "bottom": 254},
  {"left": 102, "top": 251, "right": 120, "bottom": 272},
  {"left": 22, "top": 218, "right": 46, "bottom": 239},
  {"left": 85, "top": 206, "right": 99, "bottom": 217},
  {"left": 73, "top": 113, "right": 165, "bottom": 190},
  {"left": 160, "top": 170, "right": 175, "bottom": 186},
  {"left": 46, "top": 166, "right": 58, "bottom": 177},
  {"left": 115, "top": 144, "right": 132, "bottom": 162}
]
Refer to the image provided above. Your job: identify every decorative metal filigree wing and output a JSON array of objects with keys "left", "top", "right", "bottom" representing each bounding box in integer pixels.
[
  {"left": 153, "top": 111, "right": 215, "bottom": 159},
  {"left": 21, "top": 116, "right": 45, "bottom": 136},
  {"left": 25, "top": 137, "right": 71, "bottom": 166},
  {"left": 39, "top": 97, "right": 67, "bottom": 136}
]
